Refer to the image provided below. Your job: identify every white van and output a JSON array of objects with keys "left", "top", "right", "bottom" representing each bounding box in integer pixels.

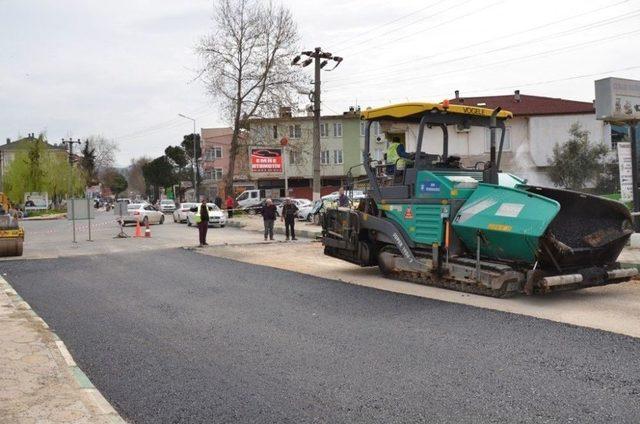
[{"left": 235, "top": 189, "right": 262, "bottom": 209}]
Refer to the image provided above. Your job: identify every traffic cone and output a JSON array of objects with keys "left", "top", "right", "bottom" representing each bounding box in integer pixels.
[
  {"left": 144, "top": 220, "right": 151, "bottom": 238},
  {"left": 133, "top": 219, "right": 143, "bottom": 237}
]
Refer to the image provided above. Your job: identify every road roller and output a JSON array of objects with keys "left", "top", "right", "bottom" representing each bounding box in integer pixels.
[
  {"left": 0, "top": 193, "right": 24, "bottom": 257},
  {"left": 322, "top": 102, "right": 637, "bottom": 297}
]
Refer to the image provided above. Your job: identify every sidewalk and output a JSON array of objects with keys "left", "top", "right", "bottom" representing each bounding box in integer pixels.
[
  {"left": 0, "top": 277, "right": 124, "bottom": 423},
  {"left": 227, "top": 215, "right": 322, "bottom": 239}
]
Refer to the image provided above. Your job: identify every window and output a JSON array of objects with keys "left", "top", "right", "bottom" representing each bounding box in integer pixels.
[
  {"left": 212, "top": 168, "right": 223, "bottom": 180},
  {"left": 333, "top": 149, "right": 343, "bottom": 165},
  {"left": 360, "top": 121, "right": 380, "bottom": 137},
  {"left": 205, "top": 147, "right": 223, "bottom": 161},
  {"left": 251, "top": 191, "right": 258, "bottom": 199},
  {"left": 484, "top": 127, "right": 512, "bottom": 152},
  {"left": 288, "top": 124, "right": 302, "bottom": 139},
  {"left": 272, "top": 125, "right": 278, "bottom": 139},
  {"left": 289, "top": 150, "right": 302, "bottom": 165},
  {"left": 321, "top": 150, "right": 330, "bottom": 165},
  {"left": 320, "top": 123, "right": 329, "bottom": 138},
  {"left": 333, "top": 123, "right": 342, "bottom": 137}
]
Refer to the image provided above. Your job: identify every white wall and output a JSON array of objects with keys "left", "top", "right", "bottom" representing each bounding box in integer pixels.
[{"left": 380, "top": 113, "right": 611, "bottom": 187}]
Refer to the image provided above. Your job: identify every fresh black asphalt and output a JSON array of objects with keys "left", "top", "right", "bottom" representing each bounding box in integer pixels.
[{"left": 3, "top": 249, "right": 640, "bottom": 423}]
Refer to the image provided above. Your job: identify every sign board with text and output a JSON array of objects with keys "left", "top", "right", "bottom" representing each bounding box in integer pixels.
[
  {"left": 617, "top": 142, "right": 633, "bottom": 202},
  {"left": 250, "top": 148, "right": 282, "bottom": 173},
  {"left": 595, "top": 77, "right": 640, "bottom": 122},
  {"left": 24, "top": 192, "right": 48, "bottom": 211}
]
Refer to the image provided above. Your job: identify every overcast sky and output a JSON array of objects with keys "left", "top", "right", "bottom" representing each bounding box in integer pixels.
[{"left": 2, "top": 0, "right": 639, "bottom": 166}]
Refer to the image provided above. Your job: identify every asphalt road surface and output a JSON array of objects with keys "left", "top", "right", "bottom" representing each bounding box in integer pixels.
[{"left": 4, "top": 249, "right": 640, "bottom": 423}]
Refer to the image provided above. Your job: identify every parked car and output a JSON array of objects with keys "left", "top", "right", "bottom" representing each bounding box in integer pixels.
[
  {"left": 119, "top": 203, "right": 165, "bottom": 226},
  {"left": 186, "top": 203, "right": 227, "bottom": 227},
  {"left": 297, "top": 200, "right": 321, "bottom": 221},
  {"left": 276, "top": 198, "right": 312, "bottom": 217},
  {"left": 244, "top": 198, "right": 284, "bottom": 216},
  {"left": 159, "top": 199, "right": 176, "bottom": 213},
  {"left": 173, "top": 202, "right": 196, "bottom": 223}
]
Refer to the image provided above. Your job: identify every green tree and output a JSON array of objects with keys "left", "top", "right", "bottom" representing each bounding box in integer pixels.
[
  {"left": 142, "top": 156, "right": 177, "bottom": 200},
  {"left": 102, "top": 168, "right": 128, "bottom": 196},
  {"left": 546, "top": 122, "right": 609, "bottom": 190},
  {"left": 79, "top": 140, "right": 97, "bottom": 185}
]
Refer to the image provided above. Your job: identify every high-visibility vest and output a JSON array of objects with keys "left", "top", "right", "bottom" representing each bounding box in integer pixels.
[{"left": 387, "top": 142, "right": 406, "bottom": 170}]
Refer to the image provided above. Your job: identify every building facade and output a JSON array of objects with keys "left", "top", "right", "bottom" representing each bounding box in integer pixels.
[
  {"left": 384, "top": 92, "right": 612, "bottom": 186},
  {"left": 246, "top": 108, "right": 364, "bottom": 199}
]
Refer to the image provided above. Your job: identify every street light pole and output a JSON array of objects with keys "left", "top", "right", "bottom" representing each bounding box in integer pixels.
[
  {"left": 178, "top": 114, "right": 198, "bottom": 201},
  {"left": 62, "top": 138, "right": 81, "bottom": 244}
]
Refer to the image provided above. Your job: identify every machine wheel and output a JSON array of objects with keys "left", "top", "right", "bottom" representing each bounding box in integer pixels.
[
  {"left": 0, "top": 239, "right": 23, "bottom": 257},
  {"left": 160, "top": 215, "right": 165, "bottom": 224},
  {"left": 377, "top": 245, "right": 398, "bottom": 277}
]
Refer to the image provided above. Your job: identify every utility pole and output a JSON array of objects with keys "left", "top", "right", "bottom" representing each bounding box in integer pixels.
[
  {"left": 62, "top": 138, "right": 81, "bottom": 244},
  {"left": 178, "top": 114, "right": 199, "bottom": 201},
  {"left": 292, "top": 48, "right": 343, "bottom": 200}
]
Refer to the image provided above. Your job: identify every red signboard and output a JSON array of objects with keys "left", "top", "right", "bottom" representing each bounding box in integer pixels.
[{"left": 251, "top": 148, "right": 282, "bottom": 173}]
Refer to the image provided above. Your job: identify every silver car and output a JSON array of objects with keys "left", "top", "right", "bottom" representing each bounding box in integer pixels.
[
  {"left": 186, "top": 203, "right": 227, "bottom": 228},
  {"left": 173, "top": 202, "right": 196, "bottom": 223},
  {"left": 119, "top": 203, "right": 165, "bottom": 226},
  {"left": 159, "top": 199, "right": 176, "bottom": 213}
]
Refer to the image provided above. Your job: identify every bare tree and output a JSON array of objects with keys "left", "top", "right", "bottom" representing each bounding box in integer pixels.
[
  {"left": 86, "top": 135, "right": 119, "bottom": 173},
  {"left": 197, "top": 0, "right": 302, "bottom": 196},
  {"left": 127, "top": 157, "right": 151, "bottom": 196}
]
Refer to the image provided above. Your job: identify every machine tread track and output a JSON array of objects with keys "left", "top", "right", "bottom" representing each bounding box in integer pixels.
[{"left": 378, "top": 246, "right": 514, "bottom": 298}]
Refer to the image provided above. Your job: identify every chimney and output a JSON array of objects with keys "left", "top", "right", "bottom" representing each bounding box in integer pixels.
[
  {"left": 454, "top": 90, "right": 460, "bottom": 100},
  {"left": 278, "top": 106, "right": 292, "bottom": 118},
  {"left": 514, "top": 90, "right": 521, "bottom": 102}
]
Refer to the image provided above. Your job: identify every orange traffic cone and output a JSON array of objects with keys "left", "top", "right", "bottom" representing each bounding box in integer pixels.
[
  {"left": 144, "top": 221, "right": 151, "bottom": 238},
  {"left": 133, "top": 219, "right": 143, "bottom": 237}
]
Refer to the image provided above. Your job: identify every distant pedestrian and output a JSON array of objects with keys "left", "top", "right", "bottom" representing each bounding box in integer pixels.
[
  {"left": 261, "top": 198, "right": 277, "bottom": 241},
  {"left": 281, "top": 198, "right": 299, "bottom": 241},
  {"left": 226, "top": 195, "right": 235, "bottom": 218},
  {"left": 214, "top": 195, "right": 222, "bottom": 208},
  {"left": 338, "top": 187, "right": 349, "bottom": 208},
  {"left": 191, "top": 199, "right": 210, "bottom": 247}
]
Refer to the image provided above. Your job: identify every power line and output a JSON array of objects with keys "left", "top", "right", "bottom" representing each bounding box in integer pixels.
[
  {"left": 324, "top": 64, "right": 640, "bottom": 106},
  {"left": 335, "top": 0, "right": 473, "bottom": 53},
  {"left": 326, "top": 0, "right": 632, "bottom": 83},
  {"left": 327, "top": 0, "right": 444, "bottom": 51},
  {"left": 325, "top": 27, "right": 640, "bottom": 91}
]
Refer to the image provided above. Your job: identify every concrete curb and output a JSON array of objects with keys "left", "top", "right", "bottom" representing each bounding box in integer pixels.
[
  {"left": 226, "top": 219, "right": 321, "bottom": 239},
  {"left": 0, "top": 275, "right": 126, "bottom": 423},
  {"left": 21, "top": 213, "right": 67, "bottom": 221}
]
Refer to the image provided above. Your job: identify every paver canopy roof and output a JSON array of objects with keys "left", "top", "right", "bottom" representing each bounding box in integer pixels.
[{"left": 361, "top": 102, "right": 513, "bottom": 122}]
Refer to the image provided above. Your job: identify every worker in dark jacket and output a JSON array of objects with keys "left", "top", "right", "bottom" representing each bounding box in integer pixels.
[
  {"left": 261, "top": 198, "right": 277, "bottom": 241},
  {"left": 281, "top": 198, "right": 299, "bottom": 241},
  {"left": 337, "top": 187, "right": 349, "bottom": 208},
  {"left": 214, "top": 196, "right": 222, "bottom": 208},
  {"left": 191, "top": 199, "right": 210, "bottom": 247}
]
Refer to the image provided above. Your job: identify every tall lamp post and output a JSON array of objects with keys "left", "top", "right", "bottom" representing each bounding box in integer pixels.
[
  {"left": 178, "top": 113, "right": 199, "bottom": 201},
  {"left": 62, "top": 138, "right": 81, "bottom": 243}
]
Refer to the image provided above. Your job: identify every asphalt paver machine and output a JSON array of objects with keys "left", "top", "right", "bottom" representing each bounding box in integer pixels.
[
  {"left": 322, "top": 102, "right": 637, "bottom": 296},
  {"left": 0, "top": 193, "right": 23, "bottom": 257}
]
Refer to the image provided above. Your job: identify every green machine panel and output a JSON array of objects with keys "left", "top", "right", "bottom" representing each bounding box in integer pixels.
[
  {"left": 382, "top": 203, "right": 448, "bottom": 246},
  {"left": 451, "top": 184, "right": 560, "bottom": 263}
]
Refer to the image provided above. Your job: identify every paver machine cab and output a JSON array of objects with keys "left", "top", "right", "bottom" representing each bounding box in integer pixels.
[
  {"left": 0, "top": 193, "right": 23, "bottom": 257},
  {"left": 322, "top": 102, "right": 637, "bottom": 297}
]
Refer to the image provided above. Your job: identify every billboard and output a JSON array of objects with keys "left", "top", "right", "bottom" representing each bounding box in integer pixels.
[
  {"left": 595, "top": 77, "right": 640, "bottom": 121},
  {"left": 617, "top": 142, "right": 633, "bottom": 202},
  {"left": 251, "top": 148, "right": 282, "bottom": 173},
  {"left": 24, "top": 192, "right": 48, "bottom": 211}
]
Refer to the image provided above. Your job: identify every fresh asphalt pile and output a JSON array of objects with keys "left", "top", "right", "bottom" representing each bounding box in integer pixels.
[{"left": 3, "top": 249, "right": 640, "bottom": 424}]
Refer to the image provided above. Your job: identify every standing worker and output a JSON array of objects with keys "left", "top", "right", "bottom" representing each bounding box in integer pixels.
[
  {"left": 261, "top": 198, "right": 277, "bottom": 241},
  {"left": 191, "top": 199, "right": 210, "bottom": 247},
  {"left": 226, "top": 195, "right": 235, "bottom": 218},
  {"left": 214, "top": 195, "right": 222, "bottom": 209},
  {"left": 281, "top": 198, "right": 299, "bottom": 241},
  {"left": 385, "top": 135, "right": 412, "bottom": 175}
]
